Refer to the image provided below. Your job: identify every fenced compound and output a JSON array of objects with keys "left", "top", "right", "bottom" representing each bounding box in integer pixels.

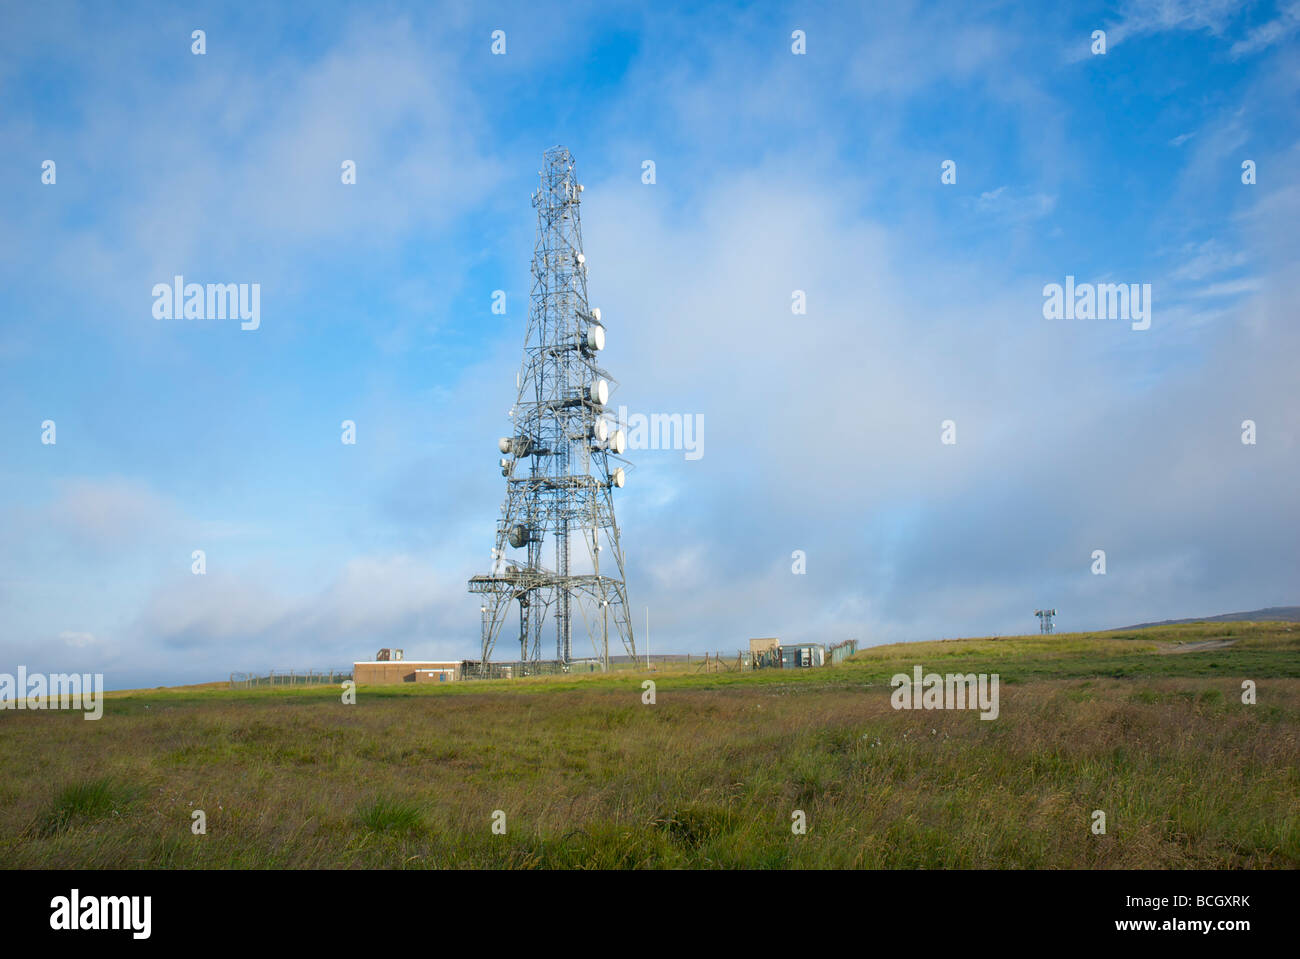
[
  {"left": 746, "top": 640, "right": 859, "bottom": 670},
  {"left": 458, "top": 658, "right": 603, "bottom": 680},
  {"left": 328, "top": 642, "right": 861, "bottom": 685},
  {"left": 693, "top": 651, "right": 743, "bottom": 672},
  {"left": 457, "top": 643, "right": 861, "bottom": 679},
  {"left": 229, "top": 669, "right": 352, "bottom": 689},
  {"left": 828, "top": 639, "right": 859, "bottom": 664}
]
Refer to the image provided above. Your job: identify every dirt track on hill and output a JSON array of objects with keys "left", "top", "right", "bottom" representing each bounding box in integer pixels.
[{"left": 1157, "top": 639, "right": 1239, "bottom": 654}]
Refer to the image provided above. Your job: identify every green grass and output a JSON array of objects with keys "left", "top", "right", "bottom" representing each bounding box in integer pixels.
[
  {"left": 89, "top": 621, "right": 1300, "bottom": 714},
  {"left": 1, "top": 621, "right": 1296, "bottom": 868},
  {"left": 35, "top": 777, "right": 138, "bottom": 838},
  {"left": 356, "top": 797, "right": 424, "bottom": 835}
]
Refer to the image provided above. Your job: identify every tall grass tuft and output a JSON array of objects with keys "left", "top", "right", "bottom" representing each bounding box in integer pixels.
[
  {"left": 36, "top": 777, "right": 134, "bottom": 838},
  {"left": 356, "top": 797, "right": 424, "bottom": 834}
]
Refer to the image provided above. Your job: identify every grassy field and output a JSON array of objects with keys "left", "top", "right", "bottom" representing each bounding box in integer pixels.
[{"left": 2, "top": 621, "right": 1297, "bottom": 868}]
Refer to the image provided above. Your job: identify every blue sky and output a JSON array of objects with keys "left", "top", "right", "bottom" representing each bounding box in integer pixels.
[{"left": 2, "top": 0, "right": 1298, "bottom": 689}]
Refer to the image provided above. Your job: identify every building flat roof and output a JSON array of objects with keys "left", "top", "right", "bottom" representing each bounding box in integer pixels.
[{"left": 353, "top": 661, "right": 462, "bottom": 667}]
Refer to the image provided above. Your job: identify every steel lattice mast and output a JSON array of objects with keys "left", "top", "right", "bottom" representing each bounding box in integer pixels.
[{"left": 468, "top": 146, "right": 635, "bottom": 669}]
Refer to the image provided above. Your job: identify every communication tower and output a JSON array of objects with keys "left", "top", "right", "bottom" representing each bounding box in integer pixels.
[{"left": 468, "top": 147, "right": 635, "bottom": 669}]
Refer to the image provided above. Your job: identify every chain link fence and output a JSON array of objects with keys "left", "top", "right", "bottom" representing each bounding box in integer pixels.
[{"left": 229, "top": 670, "right": 352, "bottom": 689}]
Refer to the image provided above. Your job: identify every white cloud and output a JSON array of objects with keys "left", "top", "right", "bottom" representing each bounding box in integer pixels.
[
  {"left": 57, "top": 631, "right": 98, "bottom": 648},
  {"left": 5, "top": 13, "right": 506, "bottom": 334},
  {"left": 1105, "top": 0, "right": 1241, "bottom": 46},
  {"left": 1230, "top": 1, "right": 1300, "bottom": 56},
  {"left": 971, "top": 186, "right": 1057, "bottom": 221},
  {"left": 1193, "top": 277, "right": 1264, "bottom": 297},
  {"left": 40, "top": 477, "right": 186, "bottom": 550},
  {"left": 3, "top": 4, "right": 1296, "bottom": 681},
  {"left": 1169, "top": 240, "right": 1250, "bottom": 282},
  {"left": 1062, "top": 0, "right": 1245, "bottom": 61},
  {"left": 127, "top": 552, "right": 474, "bottom": 674}
]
